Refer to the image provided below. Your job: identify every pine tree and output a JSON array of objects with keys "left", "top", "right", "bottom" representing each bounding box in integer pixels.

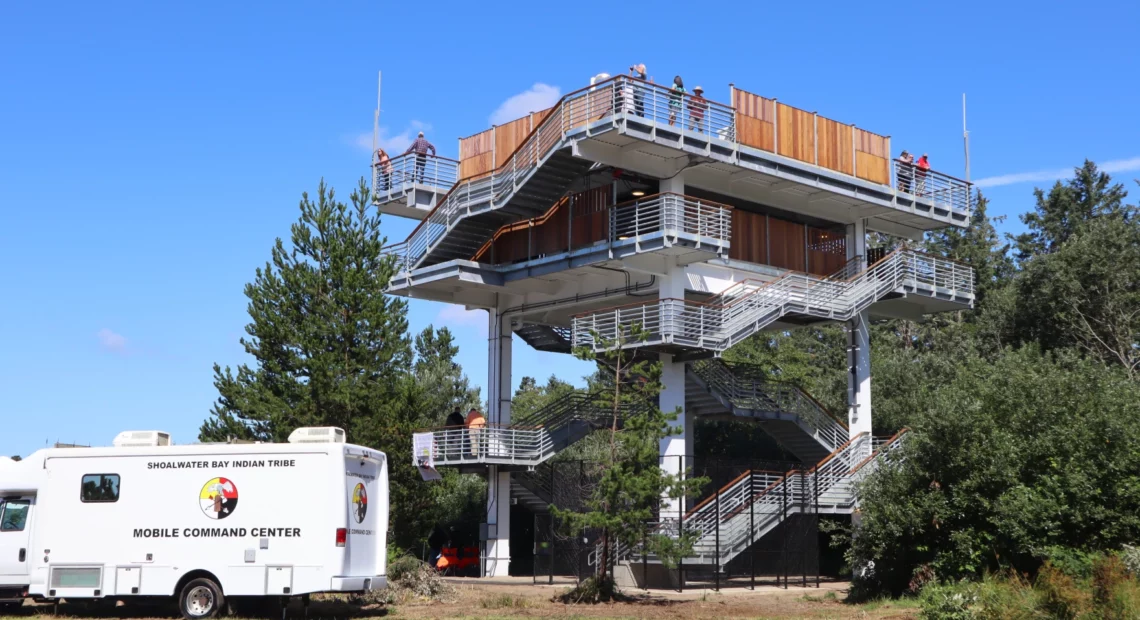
[
  {"left": 1014, "top": 160, "right": 1134, "bottom": 261},
  {"left": 412, "top": 325, "right": 482, "bottom": 426},
  {"left": 200, "top": 178, "right": 411, "bottom": 443},
  {"left": 554, "top": 326, "right": 706, "bottom": 599}
]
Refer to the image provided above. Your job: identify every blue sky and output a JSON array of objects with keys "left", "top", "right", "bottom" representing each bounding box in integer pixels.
[{"left": 1, "top": 1, "right": 1136, "bottom": 456}]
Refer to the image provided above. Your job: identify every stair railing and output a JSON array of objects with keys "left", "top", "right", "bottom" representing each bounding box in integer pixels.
[
  {"left": 690, "top": 359, "right": 848, "bottom": 451},
  {"left": 383, "top": 77, "right": 737, "bottom": 274},
  {"left": 573, "top": 249, "right": 974, "bottom": 353}
]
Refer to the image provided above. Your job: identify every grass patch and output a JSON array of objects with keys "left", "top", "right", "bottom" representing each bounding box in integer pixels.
[
  {"left": 801, "top": 590, "right": 839, "bottom": 603},
  {"left": 478, "top": 594, "right": 530, "bottom": 609}
]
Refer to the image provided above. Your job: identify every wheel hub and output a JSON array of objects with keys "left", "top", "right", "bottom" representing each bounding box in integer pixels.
[{"left": 187, "top": 585, "right": 214, "bottom": 616}]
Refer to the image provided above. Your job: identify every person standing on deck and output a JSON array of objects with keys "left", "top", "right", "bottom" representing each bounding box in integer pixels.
[
  {"left": 897, "top": 150, "right": 915, "bottom": 194},
  {"left": 404, "top": 132, "right": 436, "bottom": 183},
  {"left": 465, "top": 407, "right": 485, "bottom": 457},
  {"left": 629, "top": 63, "right": 651, "bottom": 117},
  {"left": 915, "top": 153, "right": 931, "bottom": 195},
  {"left": 373, "top": 148, "right": 392, "bottom": 191},
  {"left": 668, "top": 76, "right": 686, "bottom": 126},
  {"left": 688, "top": 86, "right": 708, "bottom": 132}
]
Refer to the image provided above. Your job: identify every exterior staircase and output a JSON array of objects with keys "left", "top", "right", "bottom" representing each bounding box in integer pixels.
[
  {"left": 686, "top": 360, "right": 847, "bottom": 464},
  {"left": 572, "top": 248, "right": 974, "bottom": 356},
  {"left": 596, "top": 430, "right": 908, "bottom": 571}
]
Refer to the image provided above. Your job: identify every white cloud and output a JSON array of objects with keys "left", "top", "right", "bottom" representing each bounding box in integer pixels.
[
  {"left": 436, "top": 305, "right": 487, "bottom": 334},
  {"left": 974, "top": 156, "right": 1140, "bottom": 189},
  {"left": 348, "top": 121, "right": 433, "bottom": 155},
  {"left": 96, "top": 328, "right": 128, "bottom": 354},
  {"left": 489, "top": 83, "right": 561, "bottom": 126}
]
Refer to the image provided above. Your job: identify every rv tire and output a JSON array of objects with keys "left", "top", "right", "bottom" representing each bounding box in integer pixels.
[{"left": 179, "top": 578, "right": 225, "bottom": 620}]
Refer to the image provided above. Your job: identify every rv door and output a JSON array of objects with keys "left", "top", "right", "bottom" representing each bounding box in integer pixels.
[{"left": 0, "top": 497, "right": 33, "bottom": 586}]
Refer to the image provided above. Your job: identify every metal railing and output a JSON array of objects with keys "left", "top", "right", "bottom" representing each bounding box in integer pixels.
[
  {"left": 893, "top": 160, "right": 977, "bottom": 213},
  {"left": 476, "top": 192, "right": 733, "bottom": 266},
  {"left": 372, "top": 153, "right": 459, "bottom": 203},
  {"left": 572, "top": 249, "right": 974, "bottom": 353},
  {"left": 426, "top": 425, "right": 554, "bottom": 466},
  {"left": 597, "top": 433, "right": 880, "bottom": 569},
  {"left": 423, "top": 389, "right": 653, "bottom": 467},
  {"left": 380, "top": 77, "right": 975, "bottom": 279},
  {"left": 690, "top": 359, "right": 848, "bottom": 452},
  {"left": 382, "top": 77, "right": 737, "bottom": 274}
]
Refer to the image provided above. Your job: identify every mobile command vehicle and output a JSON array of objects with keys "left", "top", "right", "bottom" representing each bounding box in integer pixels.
[{"left": 0, "top": 427, "right": 387, "bottom": 619}]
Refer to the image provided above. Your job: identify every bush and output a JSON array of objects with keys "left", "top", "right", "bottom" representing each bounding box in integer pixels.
[
  {"left": 973, "top": 572, "right": 1039, "bottom": 620},
  {"left": 919, "top": 582, "right": 978, "bottom": 620},
  {"left": 1121, "top": 545, "right": 1140, "bottom": 577}
]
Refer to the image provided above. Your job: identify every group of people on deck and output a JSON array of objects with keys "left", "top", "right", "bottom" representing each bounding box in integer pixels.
[
  {"left": 445, "top": 407, "right": 486, "bottom": 456},
  {"left": 621, "top": 63, "right": 709, "bottom": 132},
  {"left": 372, "top": 131, "right": 437, "bottom": 192},
  {"left": 896, "top": 150, "right": 931, "bottom": 195}
]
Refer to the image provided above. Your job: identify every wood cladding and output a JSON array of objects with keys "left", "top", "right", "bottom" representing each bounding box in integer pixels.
[
  {"left": 816, "top": 116, "right": 853, "bottom": 175},
  {"left": 736, "top": 115, "right": 775, "bottom": 152},
  {"left": 494, "top": 116, "right": 530, "bottom": 168},
  {"left": 732, "top": 86, "right": 892, "bottom": 189},
  {"left": 730, "top": 209, "right": 768, "bottom": 264},
  {"left": 730, "top": 209, "right": 845, "bottom": 277},
  {"left": 459, "top": 128, "right": 494, "bottom": 180},
  {"left": 768, "top": 217, "right": 806, "bottom": 271},
  {"left": 473, "top": 186, "right": 612, "bottom": 264},
  {"left": 854, "top": 128, "right": 890, "bottom": 185},
  {"left": 777, "top": 103, "right": 816, "bottom": 164}
]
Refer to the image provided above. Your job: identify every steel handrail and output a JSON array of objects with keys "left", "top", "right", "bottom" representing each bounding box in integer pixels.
[
  {"left": 372, "top": 152, "right": 460, "bottom": 203},
  {"left": 572, "top": 250, "right": 974, "bottom": 353},
  {"left": 892, "top": 159, "right": 977, "bottom": 212},
  {"left": 690, "top": 359, "right": 848, "bottom": 451}
]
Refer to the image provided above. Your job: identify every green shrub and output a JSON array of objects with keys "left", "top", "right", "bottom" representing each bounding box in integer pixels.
[
  {"left": 1121, "top": 545, "right": 1140, "bottom": 577},
  {"left": 919, "top": 582, "right": 978, "bottom": 620},
  {"left": 1105, "top": 577, "right": 1140, "bottom": 620}
]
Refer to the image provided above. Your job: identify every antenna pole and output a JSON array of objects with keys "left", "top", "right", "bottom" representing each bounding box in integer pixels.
[
  {"left": 962, "top": 93, "right": 970, "bottom": 183},
  {"left": 373, "top": 71, "right": 382, "bottom": 155}
]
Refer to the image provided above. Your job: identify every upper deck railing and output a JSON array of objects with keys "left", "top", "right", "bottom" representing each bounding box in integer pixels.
[
  {"left": 372, "top": 152, "right": 459, "bottom": 203},
  {"left": 380, "top": 76, "right": 977, "bottom": 276},
  {"left": 893, "top": 159, "right": 975, "bottom": 213}
]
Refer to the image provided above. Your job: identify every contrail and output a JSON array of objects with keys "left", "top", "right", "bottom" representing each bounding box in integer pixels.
[{"left": 974, "top": 156, "right": 1140, "bottom": 188}]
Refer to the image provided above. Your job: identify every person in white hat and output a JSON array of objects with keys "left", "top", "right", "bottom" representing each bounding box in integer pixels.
[{"left": 688, "top": 85, "right": 708, "bottom": 133}]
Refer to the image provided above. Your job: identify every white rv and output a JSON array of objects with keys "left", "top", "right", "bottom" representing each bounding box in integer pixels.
[{"left": 0, "top": 427, "right": 387, "bottom": 619}]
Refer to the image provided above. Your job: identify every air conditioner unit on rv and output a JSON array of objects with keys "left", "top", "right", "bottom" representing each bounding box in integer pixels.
[
  {"left": 288, "top": 427, "right": 346, "bottom": 444},
  {"left": 113, "top": 430, "right": 172, "bottom": 448}
]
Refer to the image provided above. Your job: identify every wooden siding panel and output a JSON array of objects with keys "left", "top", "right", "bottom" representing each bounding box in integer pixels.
[
  {"left": 729, "top": 210, "right": 768, "bottom": 264},
  {"left": 494, "top": 116, "right": 531, "bottom": 168},
  {"left": 732, "top": 87, "right": 775, "bottom": 122},
  {"left": 806, "top": 226, "right": 847, "bottom": 276},
  {"left": 777, "top": 104, "right": 815, "bottom": 164},
  {"left": 736, "top": 114, "right": 774, "bottom": 152},
  {"left": 855, "top": 152, "right": 890, "bottom": 185},
  {"left": 768, "top": 218, "right": 806, "bottom": 272},
  {"left": 854, "top": 128, "right": 888, "bottom": 158},
  {"left": 459, "top": 128, "right": 495, "bottom": 180},
  {"left": 816, "top": 116, "right": 853, "bottom": 176}
]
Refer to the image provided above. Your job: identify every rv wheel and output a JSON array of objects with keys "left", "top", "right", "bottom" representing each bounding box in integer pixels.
[{"left": 179, "top": 578, "right": 225, "bottom": 620}]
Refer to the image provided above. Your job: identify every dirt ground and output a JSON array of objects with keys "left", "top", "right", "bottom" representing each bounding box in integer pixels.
[{"left": 0, "top": 577, "right": 918, "bottom": 619}]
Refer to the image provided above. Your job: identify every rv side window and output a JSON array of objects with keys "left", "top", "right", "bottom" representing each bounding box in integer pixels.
[
  {"left": 0, "top": 500, "right": 30, "bottom": 531},
  {"left": 81, "top": 474, "right": 120, "bottom": 503}
]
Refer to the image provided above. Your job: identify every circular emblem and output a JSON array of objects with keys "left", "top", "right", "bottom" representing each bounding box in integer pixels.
[
  {"left": 352, "top": 483, "right": 368, "bottom": 523},
  {"left": 199, "top": 477, "right": 238, "bottom": 520}
]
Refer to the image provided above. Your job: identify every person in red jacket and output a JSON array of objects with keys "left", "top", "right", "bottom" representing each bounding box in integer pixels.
[{"left": 915, "top": 154, "right": 931, "bottom": 195}]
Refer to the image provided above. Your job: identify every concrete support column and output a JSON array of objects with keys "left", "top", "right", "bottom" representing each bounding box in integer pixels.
[
  {"left": 659, "top": 353, "right": 692, "bottom": 515},
  {"left": 845, "top": 220, "right": 872, "bottom": 453},
  {"left": 657, "top": 261, "right": 691, "bottom": 514},
  {"left": 484, "top": 306, "right": 513, "bottom": 577},
  {"left": 660, "top": 171, "right": 685, "bottom": 195}
]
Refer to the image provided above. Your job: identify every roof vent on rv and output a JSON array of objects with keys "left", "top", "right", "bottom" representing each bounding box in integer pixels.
[
  {"left": 287, "top": 427, "right": 346, "bottom": 444},
  {"left": 113, "top": 430, "right": 172, "bottom": 448}
]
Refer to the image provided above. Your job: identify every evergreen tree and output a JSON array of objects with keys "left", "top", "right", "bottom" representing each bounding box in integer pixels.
[
  {"left": 924, "top": 194, "right": 1014, "bottom": 308},
  {"left": 554, "top": 327, "right": 706, "bottom": 599},
  {"left": 412, "top": 325, "right": 482, "bottom": 426},
  {"left": 512, "top": 374, "right": 576, "bottom": 420},
  {"left": 1014, "top": 160, "right": 1133, "bottom": 261},
  {"left": 200, "top": 178, "right": 410, "bottom": 443}
]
